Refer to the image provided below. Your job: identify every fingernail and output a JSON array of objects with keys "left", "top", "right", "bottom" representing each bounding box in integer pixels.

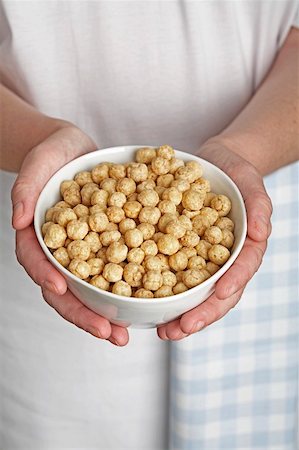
[
  {"left": 13, "top": 201, "right": 24, "bottom": 220},
  {"left": 89, "top": 327, "right": 104, "bottom": 339},
  {"left": 190, "top": 320, "right": 205, "bottom": 334},
  {"left": 109, "top": 337, "right": 121, "bottom": 346},
  {"left": 43, "top": 280, "right": 59, "bottom": 294}
]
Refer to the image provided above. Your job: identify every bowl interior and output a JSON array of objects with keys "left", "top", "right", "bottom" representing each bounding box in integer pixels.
[{"left": 34, "top": 145, "right": 247, "bottom": 303}]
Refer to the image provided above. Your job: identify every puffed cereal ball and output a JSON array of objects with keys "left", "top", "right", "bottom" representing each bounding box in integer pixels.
[
  {"left": 151, "top": 157, "right": 170, "bottom": 175},
  {"left": 143, "top": 256, "right": 162, "bottom": 272},
  {"left": 157, "top": 144, "right": 175, "bottom": 160},
  {"left": 195, "top": 240, "right": 212, "bottom": 260},
  {"left": 127, "top": 248, "right": 145, "bottom": 264},
  {"left": 191, "top": 177, "right": 210, "bottom": 193},
  {"left": 182, "top": 189, "right": 205, "bottom": 211},
  {"left": 119, "top": 218, "right": 136, "bottom": 234},
  {"left": 156, "top": 254, "right": 170, "bottom": 270},
  {"left": 127, "top": 163, "right": 148, "bottom": 182},
  {"left": 74, "top": 171, "right": 93, "bottom": 187},
  {"left": 89, "top": 212, "right": 109, "bottom": 232},
  {"left": 105, "top": 222, "right": 119, "bottom": 231},
  {"left": 143, "top": 271, "right": 163, "bottom": 291},
  {"left": 171, "top": 178, "right": 190, "bottom": 193},
  {"left": 123, "top": 263, "right": 145, "bottom": 287},
  {"left": 109, "top": 164, "right": 126, "bottom": 180},
  {"left": 100, "top": 178, "right": 117, "bottom": 194},
  {"left": 185, "top": 161, "right": 203, "bottom": 178},
  {"left": 199, "top": 207, "right": 218, "bottom": 226},
  {"left": 116, "top": 177, "right": 136, "bottom": 196},
  {"left": 139, "top": 207, "right": 161, "bottom": 225},
  {"left": 155, "top": 186, "right": 166, "bottom": 198},
  {"left": 158, "top": 200, "right": 177, "bottom": 215},
  {"left": 210, "top": 195, "right": 232, "bottom": 216},
  {"left": 112, "top": 280, "right": 132, "bottom": 297},
  {"left": 204, "top": 226, "right": 223, "bottom": 245},
  {"left": 124, "top": 229, "right": 144, "bottom": 248},
  {"left": 220, "top": 229, "right": 235, "bottom": 249},
  {"left": 89, "top": 204, "right": 105, "bottom": 215},
  {"left": 80, "top": 182, "right": 99, "bottom": 206},
  {"left": 180, "top": 247, "right": 197, "bottom": 259},
  {"left": 153, "top": 232, "right": 165, "bottom": 243},
  {"left": 108, "top": 192, "right": 127, "bottom": 208},
  {"left": 137, "top": 223, "right": 155, "bottom": 240},
  {"left": 44, "top": 224, "right": 67, "bottom": 249},
  {"left": 67, "top": 240, "right": 90, "bottom": 260},
  {"left": 141, "top": 240, "right": 158, "bottom": 256},
  {"left": 137, "top": 189, "right": 160, "bottom": 207},
  {"left": 156, "top": 174, "right": 174, "bottom": 188},
  {"left": 90, "top": 189, "right": 109, "bottom": 207},
  {"left": 102, "top": 263, "right": 123, "bottom": 282},
  {"left": 215, "top": 217, "right": 235, "bottom": 232},
  {"left": 127, "top": 193, "right": 138, "bottom": 201},
  {"left": 175, "top": 270, "right": 185, "bottom": 282},
  {"left": 83, "top": 232, "right": 102, "bottom": 253},
  {"left": 187, "top": 255, "right": 206, "bottom": 270},
  {"left": 97, "top": 247, "right": 108, "bottom": 263},
  {"left": 91, "top": 163, "right": 109, "bottom": 184},
  {"left": 157, "top": 234, "right": 180, "bottom": 256},
  {"left": 191, "top": 215, "right": 210, "bottom": 236},
  {"left": 208, "top": 244, "right": 230, "bottom": 265},
  {"left": 54, "top": 201, "right": 71, "bottom": 209},
  {"left": 206, "top": 261, "right": 220, "bottom": 275},
  {"left": 63, "top": 185, "right": 81, "bottom": 206},
  {"left": 165, "top": 219, "right": 186, "bottom": 239},
  {"left": 53, "top": 247, "right": 70, "bottom": 267},
  {"left": 154, "top": 285, "right": 173, "bottom": 298},
  {"left": 136, "top": 147, "right": 157, "bottom": 164},
  {"left": 66, "top": 219, "right": 89, "bottom": 240},
  {"left": 73, "top": 204, "right": 89, "bottom": 218},
  {"left": 180, "top": 230, "right": 200, "bottom": 247},
  {"left": 162, "top": 270, "right": 177, "bottom": 287},
  {"left": 106, "top": 206, "right": 125, "bottom": 224},
  {"left": 158, "top": 213, "right": 177, "bottom": 232},
  {"left": 147, "top": 167, "right": 158, "bottom": 181},
  {"left": 162, "top": 187, "right": 182, "bottom": 206},
  {"left": 173, "top": 282, "right": 188, "bottom": 294},
  {"left": 204, "top": 192, "right": 217, "bottom": 207},
  {"left": 123, "top": 201, "right": 142, "bottom": 219},
  {"left": 60, "top": 180, "right": 79, "bottom": 196},
  {"left": 136, "top": 179, "right": 156, "bottom": 193},
  {"left": 106, "top": 242, "right": 128, "bottom": 263},
  {"left": 68, "top": 259, "right": 91, "bottom": 279},
  {"left": 168, "top": 157, "right": 184, "bottom": 174},
  {"left": 87, "top": 258, "right": 105, "bottom": 276},
  {"left": 135, "top": 288, "right": 154, "bottom": 298},
  {"left": 42, "top": 221, "right": 54, "bottom": 236},
  {"left": 182, "top": 269, "right": 207, "bottom": 288},
  {"left": 90, "top": 274, "right": 110, "bottom": 291},
  {"left": 100, "top": 230, "right": 121, "bottom": 246},
  {"left": 175, "top": 166, "right": 198, "bottom": 184},
  {"left": 169, "top": 250, "right": 188, "bottom": 271}
]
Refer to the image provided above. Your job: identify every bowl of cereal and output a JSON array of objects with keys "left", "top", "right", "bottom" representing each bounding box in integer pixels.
[{"left": 34, "top": 145, "right": 247, "bottom": 328}]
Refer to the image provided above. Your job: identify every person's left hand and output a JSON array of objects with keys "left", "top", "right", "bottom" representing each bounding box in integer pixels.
[{"left": 157, "top": 143, "right": 272, "bottom": 341}]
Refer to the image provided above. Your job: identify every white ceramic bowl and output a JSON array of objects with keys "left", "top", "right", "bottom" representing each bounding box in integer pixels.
[{"left": 34, "top": 146, "right": 247, "bottom": 328}]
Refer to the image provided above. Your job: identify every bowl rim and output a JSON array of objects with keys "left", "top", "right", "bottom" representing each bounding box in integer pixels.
[{"left": 34, "top": 145, "right": 247, "bottom": 304}]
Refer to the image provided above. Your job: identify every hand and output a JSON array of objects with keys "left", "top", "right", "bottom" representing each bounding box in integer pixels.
[
  {"left": 12, "top": 124, "right": 129, "bottom": 346},
  {"left": 157, "top": 143, "right": 272, "bottom": 341}
]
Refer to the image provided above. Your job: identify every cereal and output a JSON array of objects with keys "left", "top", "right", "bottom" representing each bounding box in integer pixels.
[{"left": 42, "top": 146, "right": 235, "bottom": 298}]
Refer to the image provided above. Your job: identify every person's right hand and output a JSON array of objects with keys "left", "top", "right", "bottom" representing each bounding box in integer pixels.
[{"left": 11, "top": 124, "right": 130, "bottom": 346}]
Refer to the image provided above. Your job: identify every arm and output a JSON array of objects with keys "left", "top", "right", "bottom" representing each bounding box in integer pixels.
[
  {"left": 1, "top": 84, "right": 129, "bottom": 346},
  {"left": 158, "top": 27, "right": 298, "bottom": 341}
]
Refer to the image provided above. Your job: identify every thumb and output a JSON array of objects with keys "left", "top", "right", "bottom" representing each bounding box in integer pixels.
[{"left": 12, "top": 126, "right": 97, "bottom": 230}]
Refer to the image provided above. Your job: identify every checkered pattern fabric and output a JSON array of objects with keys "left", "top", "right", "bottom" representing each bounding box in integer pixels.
[{"left": 169, "top": 162, "right": 299, "bottom": 450}]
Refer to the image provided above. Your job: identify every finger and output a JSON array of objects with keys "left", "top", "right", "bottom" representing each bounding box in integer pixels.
[
  {"left": 42, "top": 287, "right": 113, "bottom": 340},
  {"left": 12, "top": 126, "right": 96, "bottom": 230},
  {"left": 16, "top": 226, "right": 67, "bottom": 295},
  {"left": 108, "top": 324, "right": 130, "bottom": 346},
  {"left": 180, "top": 288, "right": 244, "bottom": 335},
  {"left": 157, "top": 319, "right": 189, "bottom": 341},
  {"left": 216, "top": 237, "right": 267, "bottom": 299}
]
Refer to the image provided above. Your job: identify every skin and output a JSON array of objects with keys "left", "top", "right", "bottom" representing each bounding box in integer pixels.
[{"left": 1, "top": 28, "right": 298, "bottom": 346}]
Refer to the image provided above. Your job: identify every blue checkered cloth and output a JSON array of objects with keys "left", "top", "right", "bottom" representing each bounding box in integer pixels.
[{"left": 169, "top": 162, "right": 299, "bottom": 450}]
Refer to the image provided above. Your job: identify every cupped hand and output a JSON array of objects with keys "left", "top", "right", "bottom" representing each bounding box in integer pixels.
[
  {"left": 12, "top": 124, "right": 129, "bottom": 346},
  {"left": 157, "top": 143, "right": 272, "bottom": 341}
]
